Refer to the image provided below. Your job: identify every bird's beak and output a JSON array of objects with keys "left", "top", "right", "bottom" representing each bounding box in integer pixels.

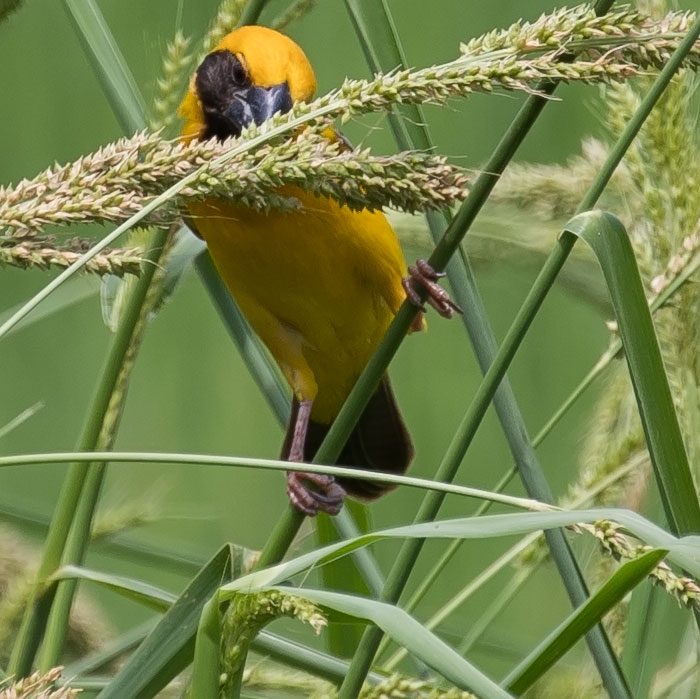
[{"left": 224, "top": 82, "right": 292, "bottom": 133}]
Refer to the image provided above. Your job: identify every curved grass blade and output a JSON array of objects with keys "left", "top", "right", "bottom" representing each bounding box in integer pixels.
[
  {"left": 504, "top": 549, "right": 667, "bottom": 693},
  {"left": 564, "top": 211, "right": 700, "bottom": 536},
  {"left": 52, "top": 564, "right": 176, "bottom": 612},
  {"left": 271, "top": 586, "right": 513, "bottom": 699},
  {"left": 220, "top": 509, "right": 700, "bottom": 595},
  {"left": 0, "top": 450, "right": 548, "bottom": 511}
]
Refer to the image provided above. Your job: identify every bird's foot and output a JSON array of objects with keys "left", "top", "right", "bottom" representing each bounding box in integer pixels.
[
  {"left": 286, "top": 470, "right": 346, "bottom": 516},
  {"left": 402, "top": 258, "right": 463, "bottom": 319}
]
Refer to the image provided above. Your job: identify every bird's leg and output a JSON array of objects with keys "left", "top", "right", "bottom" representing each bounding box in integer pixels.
[
  {"left": 402, "top": 258, "right": 463, "bottom": 319},
  {"left": 286, "top": 399, "right": 346, "bottom": 517}
]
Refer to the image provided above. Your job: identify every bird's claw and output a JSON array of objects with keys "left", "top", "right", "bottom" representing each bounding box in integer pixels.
[
  {"left": 402, "top": 258, "right": 463, "bottom": 319},
  {"left": 287, "top": 471, "right": 346, "bottom": 516}
]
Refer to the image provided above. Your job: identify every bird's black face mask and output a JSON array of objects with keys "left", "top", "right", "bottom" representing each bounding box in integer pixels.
[{"left": 195, "top": 50, "right": 293, "bottom": 140}]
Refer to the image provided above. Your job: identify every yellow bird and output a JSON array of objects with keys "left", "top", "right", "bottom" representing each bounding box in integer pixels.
[{"left": 179, "top": 26, "right": 458, "bottom": 516}]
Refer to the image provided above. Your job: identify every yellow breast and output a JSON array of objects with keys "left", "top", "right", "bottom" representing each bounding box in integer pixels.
[{"left": 189, "top": 187, "right": 410, "bottom": 422}]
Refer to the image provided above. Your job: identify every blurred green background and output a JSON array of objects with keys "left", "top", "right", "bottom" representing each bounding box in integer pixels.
[{"left": 1, "top": 0, "right": 697, "bottom": 680}]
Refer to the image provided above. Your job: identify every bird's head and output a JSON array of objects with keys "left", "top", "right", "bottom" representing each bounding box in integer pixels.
[{"left": 179, "top": 26, "right": 317, "bottom": 142}]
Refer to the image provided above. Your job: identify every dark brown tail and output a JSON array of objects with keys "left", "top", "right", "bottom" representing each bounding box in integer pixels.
[{"left": 281, "top": 376, "right": 414, "bottom": 500}]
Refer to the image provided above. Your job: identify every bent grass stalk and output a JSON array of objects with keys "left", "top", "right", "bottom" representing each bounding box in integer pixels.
[{"left": 0, "top": 451, "right": 551, "bottom": 512}]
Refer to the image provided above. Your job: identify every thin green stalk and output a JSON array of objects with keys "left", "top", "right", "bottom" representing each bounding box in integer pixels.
[
  {"left": 8, "top": 228, "right": 169, "bottom": 675},
  {"left": 238, "top": 0, "right": 268, "bottom": 26},
  {"left": 38, "top": 462, "right": 106, "bottom": 670},
  {"left": 0, "top": 451, "right": 549, "bottom": 508}
]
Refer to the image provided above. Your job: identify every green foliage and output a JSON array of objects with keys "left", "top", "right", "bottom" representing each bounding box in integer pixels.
[{"left": 1, "top": 0, "right": 700, "bottom": 698}]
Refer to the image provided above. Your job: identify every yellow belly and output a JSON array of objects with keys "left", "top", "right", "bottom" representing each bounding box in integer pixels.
[{"left": 189, "top": 187, "right": 410, "bottom": 423}]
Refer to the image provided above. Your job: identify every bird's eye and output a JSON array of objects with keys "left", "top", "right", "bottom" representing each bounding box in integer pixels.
[{"left": 230, "top": 54, "right": 249, "bottom": 87}]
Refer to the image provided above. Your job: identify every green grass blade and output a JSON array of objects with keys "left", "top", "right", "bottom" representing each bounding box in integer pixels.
[
  {"left": 564, "top": 212, "right": 700, "bottom": 535},
  {"left": 51, "top": 564, "right": 177, "bottom": 611},
  {"left": 96, "top": 544, "right": 233, "bottom": 699},
  {"left": 315, "top": 507, "right": 370, "bottom": 658},
  {"left": 0, "top": 450, "right": 551, "bottom": 511},
  {"left": 190, "top": 595, "right": 223, "bottom": 699},
  {"left": 622, "top": 583, "right": 661, "bottom": 698},
  {"left": 62, "top": 0, "right": 147, "bottom": 133},
  {"left": 272, "top": 586, "right": 512, "bottom": 699},
  {"left": 222, "top": 509, "right": 699, "bottom": 594},
  {"left": 504, "top": 550, "right": 667, "bottom": 693}
]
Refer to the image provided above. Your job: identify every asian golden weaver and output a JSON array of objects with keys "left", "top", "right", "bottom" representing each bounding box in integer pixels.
[{"left": 179, "top": 26, "right": 458, "bottom": 516}]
